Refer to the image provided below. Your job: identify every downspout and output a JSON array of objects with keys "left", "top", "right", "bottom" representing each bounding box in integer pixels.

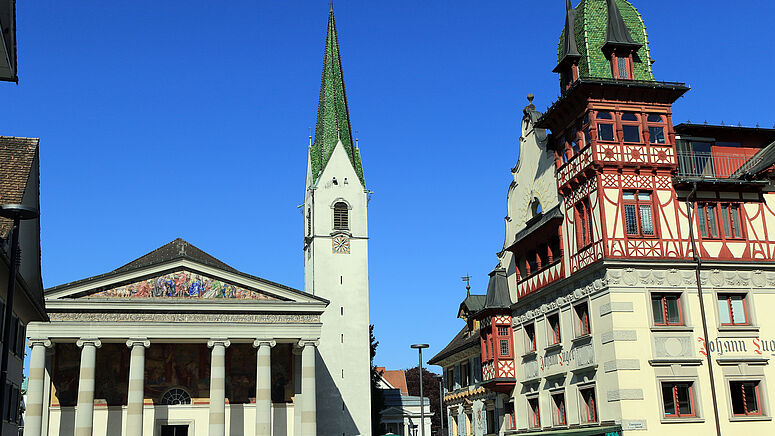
[{"left": 685, "top": 182, "right": 722, "bottom": 436}]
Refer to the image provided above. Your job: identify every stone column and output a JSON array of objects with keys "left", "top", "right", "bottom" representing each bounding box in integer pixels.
[
  {"left": 253, "top": 339, "right": 276, "bottom": 436},
  {"left": 25, "top": 339, "right": 52, "bottom": 436},
  {"left": 75, "top": 338, "right": 101, "bottom": 436},
  {"left": 125, "top": 338, "right": 150, "bottom": 436},
  {"left": 208, "top": 338, "right": 231, "bottom": 436},
  {"left": 298, "top": 340, "right": 318, "bottom": 436}
]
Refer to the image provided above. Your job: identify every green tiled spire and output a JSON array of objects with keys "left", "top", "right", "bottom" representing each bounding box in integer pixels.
[
  {"left": 557, "top": 0, "right": 655, "bottom": 82},
  {"left": 310, "top": 5, "right": 365, "bottom": 186}
]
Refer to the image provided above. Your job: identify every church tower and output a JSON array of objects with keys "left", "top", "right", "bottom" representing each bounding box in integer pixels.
[{"left": 303, "top": 4, "right": 372, "bottom": 435}]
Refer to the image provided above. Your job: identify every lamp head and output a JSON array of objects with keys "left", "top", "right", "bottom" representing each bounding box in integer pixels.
[
  {"left": 411, "top": 344, "right": 429, "bottom": 349},
  {"left": 0, "top": 204, "right": 39, "bottom": 220}
]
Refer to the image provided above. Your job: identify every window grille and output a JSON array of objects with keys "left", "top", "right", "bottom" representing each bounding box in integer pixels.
[{"left": 161, "top": 388, "right": 192, "bottom": 405}]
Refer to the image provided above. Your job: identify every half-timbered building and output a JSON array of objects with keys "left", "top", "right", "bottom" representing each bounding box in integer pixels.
[{"left": 433, "top": 1, "right": 775, "bottom": 435}]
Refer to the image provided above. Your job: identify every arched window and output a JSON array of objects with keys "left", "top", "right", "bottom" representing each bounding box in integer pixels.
[
  {"left": 160, "top": 388, "right": 192, "bottom": 405},
  {"left": 531, "top": 197, "right": 543, "bottom": 217},
  {"left": 333, "top": 202, "right": 349, "bottom": 230}
]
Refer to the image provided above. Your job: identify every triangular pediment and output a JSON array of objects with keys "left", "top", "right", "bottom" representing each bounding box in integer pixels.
[
  {"left": 83, "top": 269, "right": 280, "bottom": 301},
  {"left": 44, "top": 239, "right": 328, "bottom": 307}
]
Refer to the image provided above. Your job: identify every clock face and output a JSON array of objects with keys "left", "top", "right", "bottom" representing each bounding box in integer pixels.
[{"left": 332, "top": 235, "right": 351, "bottom": 254}]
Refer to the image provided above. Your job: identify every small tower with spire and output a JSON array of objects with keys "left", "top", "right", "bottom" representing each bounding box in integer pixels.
[
  {"left": 303, "top": 3, "right": 372, "bottom": 435},
  {"left": 554, "top": 0, "right": 582, "bottom": 91}
]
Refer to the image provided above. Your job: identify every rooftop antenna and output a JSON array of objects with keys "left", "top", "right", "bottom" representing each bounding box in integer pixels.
[{"left": 461, "top": 274, "right": 471, "bottom": 296}]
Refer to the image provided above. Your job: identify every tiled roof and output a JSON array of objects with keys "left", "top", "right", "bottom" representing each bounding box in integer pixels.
[
  {"left": 310, "top": 6, "right": 364, "bottom": 186},
  {"left": 428, "top": 325, "right": 480, "bottom": 365},
  {"left": 382, "top": 370, "right": 409, "bottom": 396},
  {"left": 558, "top": 0, "right": 654, "bottom": 82},
  {"left": 114, "top": 238, "right": 239, "bottom": 274},
  {"left": 0, "top": 136, "right": 39, "bottom": 239}
]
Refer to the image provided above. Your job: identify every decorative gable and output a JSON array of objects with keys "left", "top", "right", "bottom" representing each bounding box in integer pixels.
[{"left": 85, "top": 270, "right": 280, "bottom": 300}]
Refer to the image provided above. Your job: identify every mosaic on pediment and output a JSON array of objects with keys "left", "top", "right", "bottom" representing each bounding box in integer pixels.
[{"left": 86, "top": 270, "right": 279, "bottom": 300}]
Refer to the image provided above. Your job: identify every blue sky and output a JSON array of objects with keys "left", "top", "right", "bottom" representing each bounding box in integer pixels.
[{"left": 3, "top": 1, "right": 773, "bottom": 372}]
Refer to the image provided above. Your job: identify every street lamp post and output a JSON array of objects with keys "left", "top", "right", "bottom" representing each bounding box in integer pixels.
[
  {"left": 411, "top": 343, "right": 429, "bottom": 436},
  {"left": 0, "top": 204, "right": 39, "bottom": 431}
]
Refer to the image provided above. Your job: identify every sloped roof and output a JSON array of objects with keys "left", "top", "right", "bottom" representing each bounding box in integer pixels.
[
  {"left": 0, "top": 136, "right": 39, "bottom": 239},
  {"left": 458, "top": 294, "right": 486, "bottom": 318},
  {"left": 310, "top": 5, "right": 364, "bottom": 186},
  {"left": 428, "top": 325, "right": 479, "bottom": 365},
  {"left": 114, "top": 238, "right": 239, "bottom": 274},
  {"left": 483, "top": 268, "right": 511, "bottom": 310},
  {"left": 45, "top": 238, "right": 324, "bottom": 302},
  {"left": 382, "top": 369, "right": 409, "bottom": 396}
]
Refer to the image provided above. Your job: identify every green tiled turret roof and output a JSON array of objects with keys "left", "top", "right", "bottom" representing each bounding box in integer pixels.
[
  {"left": 310, "top": 5, "right": 365, "bottom": 186},
  {"left": 558, "top": 0, "right": 655, "bottom": 82}
]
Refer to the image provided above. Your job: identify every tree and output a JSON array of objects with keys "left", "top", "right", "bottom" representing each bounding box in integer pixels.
[
  {"left": 405, "top": 366, "right": 442, "bottom": 435},
  {"left": 370, "top": 325, "right": 385, "bottom": 436}
]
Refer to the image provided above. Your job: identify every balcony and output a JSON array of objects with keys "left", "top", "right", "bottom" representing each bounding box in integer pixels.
[{"left": 676, "top": 151, "right": 760, "bottom": 179}]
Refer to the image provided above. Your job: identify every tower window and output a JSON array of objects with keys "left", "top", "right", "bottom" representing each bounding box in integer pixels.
[
  {"left": 333, "top": 202, "right": 349, "bottom": 230},
  {"left": 596, "top": 111, "right": 615, "bottom": 142},
  {"left": 617, "top": 56, "right": 629, "bottom": 79},
  {"left": 647, "top": 114, "right": 667, "bottom": 144},
  {"left": 621, "top": 113, "right": 641, "bottom": 143}
]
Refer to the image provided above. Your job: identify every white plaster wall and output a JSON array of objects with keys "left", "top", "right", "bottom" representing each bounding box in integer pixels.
[{"left": 304, "top": 141, "right": 372, "bottom": 435}]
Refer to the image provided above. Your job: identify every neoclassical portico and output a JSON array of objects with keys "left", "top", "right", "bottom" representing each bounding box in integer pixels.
[{"left": 26, "top": 239, "right": 327, "bottom": 436}]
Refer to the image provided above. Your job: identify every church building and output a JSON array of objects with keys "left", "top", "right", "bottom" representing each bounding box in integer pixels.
[
  {"left": 25, "top": 5, "right": 372, "bottom": 436},
  {"left": 432, "top": 1, "right": 775, "bottom": 435}
]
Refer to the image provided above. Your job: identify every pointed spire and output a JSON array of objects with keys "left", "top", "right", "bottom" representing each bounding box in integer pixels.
[
  {"left": 554, "top": 0, "right": 581, "bottom": 72},
  {"left": 310, "top": 5, "right": 365, "bottom": 186},
  {"left": 603, "top": 0, "right": 642, "bottom": 52}
]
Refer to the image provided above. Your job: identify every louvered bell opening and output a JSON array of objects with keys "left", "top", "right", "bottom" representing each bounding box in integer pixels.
[{"left": 333, "top": 202, "right": 349, "bottom": 230}]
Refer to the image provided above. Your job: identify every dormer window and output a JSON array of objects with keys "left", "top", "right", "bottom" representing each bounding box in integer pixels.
[
  {"left": 613, "top": 54, "right": 632, "bottom": 79},
  {"left": 333, "top": 202, "right": 349, "bottom": 230}
]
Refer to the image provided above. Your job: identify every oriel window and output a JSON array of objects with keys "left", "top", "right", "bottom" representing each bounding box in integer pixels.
[
  {"left": 621, "top": 112, "right": 641, "bottom": 143},
  {"left": 597, "top": 111, "right": 615, "bottom": 142},
  {"left": 647, "top": 114, "right": 667, "bottom": 144}
]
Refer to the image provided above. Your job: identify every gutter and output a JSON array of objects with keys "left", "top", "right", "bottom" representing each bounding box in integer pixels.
[{"left": 685, "top": 183, "right": 722, "bottom": 436}]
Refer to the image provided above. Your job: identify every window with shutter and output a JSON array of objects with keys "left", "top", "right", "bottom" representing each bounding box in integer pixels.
[{"left": 333, "top": 202, "right": 349, "bottom": 230}]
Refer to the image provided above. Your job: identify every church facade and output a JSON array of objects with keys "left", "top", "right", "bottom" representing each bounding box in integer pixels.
[{"left": 25, "top": 5, "right": 372, "bottom": 436}]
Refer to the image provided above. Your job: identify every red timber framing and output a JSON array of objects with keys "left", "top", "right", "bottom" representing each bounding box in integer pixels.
[{"left": 478, "top": 315, "right": 516, "bottom": 393}]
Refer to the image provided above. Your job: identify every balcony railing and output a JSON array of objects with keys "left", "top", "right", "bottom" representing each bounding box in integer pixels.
[{"left": 677, "top": 151, "right": 761, "bottom": 179}]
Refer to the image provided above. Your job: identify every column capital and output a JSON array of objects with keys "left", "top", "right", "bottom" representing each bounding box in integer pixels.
[
  {"left": 26, "top": 338, "right": 52, "bottom": 348},
  {"left": 253, "top": 339, "right": 276, "bottom": 349},
  {"left": 126, "top": 338, "right": 151, "bottom": 348},
  {"left": 294, "top": 339, "right": 320, "bottom": 351},
  {"left": 76, "top": 338, "right": 102, "bottom": 348},
  {"left": 207, "top": 338, "right": 231, "bottom": 349}
]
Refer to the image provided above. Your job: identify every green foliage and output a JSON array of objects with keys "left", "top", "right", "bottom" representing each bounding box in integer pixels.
[{"left": 370, "top": 325, "right": 386, "bottom": 436}]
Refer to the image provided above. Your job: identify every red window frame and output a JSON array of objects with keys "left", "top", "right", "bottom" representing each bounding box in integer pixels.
[
  {"left": 575, "top": 198, "right": 594, "bottom": 250},
  {"left": 718, "top": 293, "right": 750, "bottom": 326},
  {"left": 525, "top": 323, "right": 536, "bottom": 353},
  {"left": 662, "top": 382, "right": 696, "bottom": 418},
  {"left": 580, "top": 387, "right": 598, "bottom": 423},
  {"left": 596, "top": 111, "right": 616, "bottom": 142},
  {"left": 552, "top": 392, "right": 567, "bottom": 426},
  {"left": 730, "top": 381, "right": 762, "bottom": 416},
  {"left": 620, "top": 112, "right": 642, "bottom": 143},
  {"left": 548, "top": 313, "right": 561, "bottom": 345},
  {"left": 612, "top": 53, "right": 633, "bottom": 79},
  {"left": 575, "top": 302, "right": 591, "bottom": 337},
  {"left": 652, "top": 293, "right": 684, "bottom": 326},
  {"left": 646, "top": 114, "right": 668, "bottom": 144},
  {"left": 528, "top": 396, "right": 541, "bottom": 429},
  {"left": 622, "top": 190, "right": 656, "bottom": 238},
  {"left": 697, "top": 203, "right": 744, "bottom": 240},
  {"left": 504, "top": 401, "right": 516, "bottom": 430}
]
